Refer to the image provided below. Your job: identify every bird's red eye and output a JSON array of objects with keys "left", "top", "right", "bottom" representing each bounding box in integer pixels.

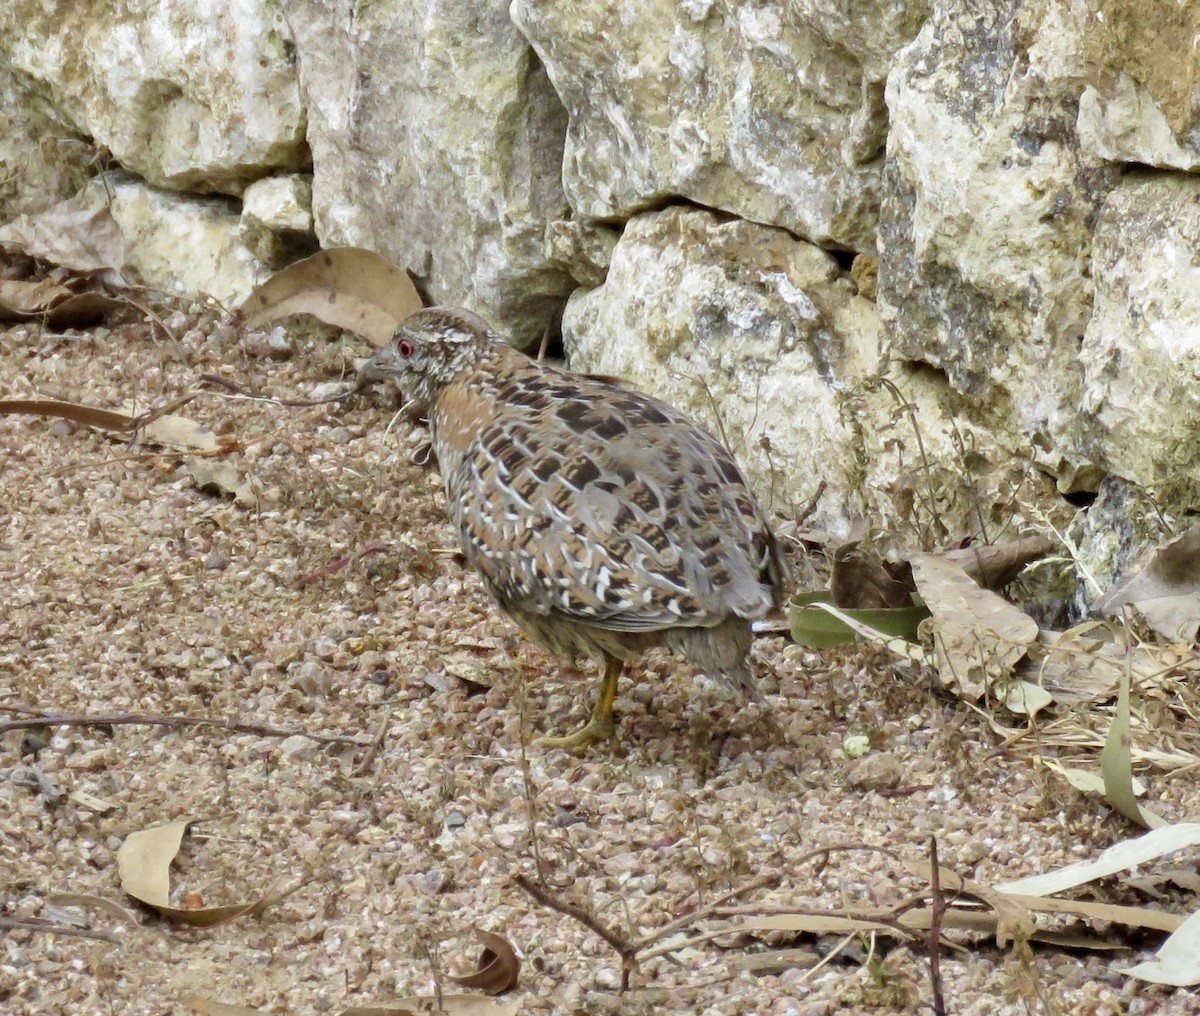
[{"left": 398, "top": 339, "right": 415, "bottom": 358}]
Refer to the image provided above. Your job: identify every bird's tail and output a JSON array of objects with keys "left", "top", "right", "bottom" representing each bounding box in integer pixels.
[{"left": 669, "top": 617, "right": 760, "bottom": 700}]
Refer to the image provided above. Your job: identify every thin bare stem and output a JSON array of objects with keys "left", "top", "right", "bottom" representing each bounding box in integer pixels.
[
  {"left": 928, "top": 838, "right": 948, "bottom": 1016},
  {"left": 0, "top": 916, "right": 119, "bottom": 943},
  {"left": 0, "top": 710, "right": 371, "bottom": 746},
  {"left": 513, "top": 871, "right": 637, "bottom": 991}
]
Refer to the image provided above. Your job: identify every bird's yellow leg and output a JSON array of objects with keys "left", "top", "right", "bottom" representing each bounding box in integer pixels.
[{"left": 539, "top": 655, "right": 622, "bottom": 751}]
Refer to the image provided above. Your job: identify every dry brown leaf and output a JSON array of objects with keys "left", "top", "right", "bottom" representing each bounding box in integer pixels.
[
  {"left": 994, "top": 678, "right": 1053, "bottom": 718},
  {"left": 1096, "top": 524, "right": 1200, "bottom": 642},
  {"left": 117, "top": 819, "right": 291, "bottom": 927},
  {"left": 999, "top": 824, "right": 1200, "bottom": 896},
  {"left": 240, "top": 247, "right": 423, "bottom": 347},
  {"left": 1164, "top": 870, "right": 1200, "bottom": 894},
  {"left": 1122, "top": 908, "right": 1200, "bottom": 985},
  {"left": 0, "top": 201, "right": 126, "bottom": 273},
  {"left": 45, "top": 892, "right": 141, "bottom": 928},
  {"left": 910, "top": 553, "right": 1039, "bottom": 701},
  {"left": 0, "top": 279, "right": 122, "bottom": 326},
  {"left": 0, "top": 277, "right": 73, "bottom": 319},
  {"left": 1020, "top": 627, "right": 1126, "bottom": 704},
  {"left": 736, "top": 913, "right": 893, "bottom": 936},
  {"left": 342, "top": 997, "right": 522, "bottom": 1016},
  {"left": 898, "top": 906, "right": 1128, "bottom": 949},
  {"left": 728, "top": 947, "right": 822, "bottom": 975},
  {"left": 449, "top": 927, "right": 521, "bottom": 995},
  {"left": 0, "top": 398, "right": 145, "bottom": 433},
  {"left": 830, "top": 541, "right": 915, "bottom": 609},
  {"left": 46, "top": 291, "right": 127, "bottom": 328},
  {"left": 1018, "top": 621, "right": 1198, "bottom": 707},
  {"left": 1000, "top": 893, "right": 1184, "bottom": 933},
  {"left": 118, "top": 820, "right": 190, "bottom": 910},
  {"left": 903, "top": 857, "right": 1034, "bottom": 948},
  {"left": 942, "top": 535, "right": 1057, "bottom": 591}
]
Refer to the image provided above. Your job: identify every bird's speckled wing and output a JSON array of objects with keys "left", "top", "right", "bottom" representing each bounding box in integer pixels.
[{"left": 432, "top": 358, "right": 784, "bottom": 634}]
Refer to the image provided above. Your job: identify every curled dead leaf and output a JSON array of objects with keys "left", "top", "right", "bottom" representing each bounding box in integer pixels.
[
  {"left": 942, "top": 534, "right": 1056, "bottom": 591},
  {"left": 1122, "top": 908, "right": 1200, "bottom": 986},
  {"left": 239, "top": 247, "right": 423, "bottom": 347},
  {"left": 449, "top": 926, "right": 521, "bottom": 995},
  {"left": 910, "top": 553, "right": 1039, "bottom": 702},
  {"left": 830, "top": 541, "right": 915, "bottom": 609},
  {"left": 117, "top": 819, "right": 295, "bottom": 926},
  {"left": 1096, "top": 523, "right": 1200, "bottom": 642},
  {"left": 0, "top": 277, "right": 74, "bottom": 319},
  {"left": 0, "top": 200, "right": 126, "bottom": 273}
]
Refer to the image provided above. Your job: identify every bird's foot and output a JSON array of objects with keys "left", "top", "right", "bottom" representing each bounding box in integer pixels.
[{"left": 538, "top": 714, "right": 618, "bottom": 754}]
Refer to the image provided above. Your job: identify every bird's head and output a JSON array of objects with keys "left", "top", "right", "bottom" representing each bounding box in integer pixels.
[{"left": 359, "top": 306, "right": 501, "bottom": 410}]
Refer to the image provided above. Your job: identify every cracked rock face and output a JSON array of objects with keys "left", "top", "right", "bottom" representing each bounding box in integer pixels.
[
  {"left": 1081, "top": 173, "right": 1200, "bottom": 489},
  {"left": 289, "top": 0, "right": 575, "bottom": 349},
  {"left": 512, "top": 0, "right": 927, "bottom": 253},
  {"left": 1077, "top": 0, "right": 1200, "bottom": 170},
  {"left": 6, "top": 0, "right": 1200, "bottom": 526},
  {"left": 878, "top": 0, "right": 1120, "bottom": 490},
  {"left": 1, "top": 0, "right": 309, "bottom": 197}
]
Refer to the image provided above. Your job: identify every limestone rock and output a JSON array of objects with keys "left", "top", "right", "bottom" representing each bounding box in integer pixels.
[
  {"left": 1, "top": 0, "right": 308, "bottom": 196},
  {"left": 289, "top": 0, "right": 574, "bottom": 348},
  {"left": 81, "top": 174, "right": 269, "bottom": 306},
  {"left": 242, "top": 176, "right": 313, "bottom": 237},
  {"left": 512, "top": 0, "right": 927, "bottom": 253},
  {"left": 1079, "top": 77, "right": 1200, "bottom": 173},
  {"left": 0, "top": 56, "right": 98, "bottom": 220},
  {"left": 880, "top": 0, "right": 1120, "bottom": 491},
  {"left": 544, "top": 220, "right": 620, "bottom": 288},
  {"left": 1081, "top": 173, "right": 1200, "bottom": 489},
  {"left": 239, "top": 175, "right": 318, "bottom": 268},
  {"left": 1077, "top": 0, "right": 1200, "bottom": 170}
]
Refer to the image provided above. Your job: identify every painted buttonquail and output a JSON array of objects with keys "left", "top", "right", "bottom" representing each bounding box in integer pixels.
[{"left": 361, "top": 307, "right": 788, "bottom": 749}]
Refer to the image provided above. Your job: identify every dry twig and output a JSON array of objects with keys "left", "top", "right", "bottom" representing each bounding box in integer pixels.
[
  {"left": 199, "top": 372, "right": 362, "bottom": 408},
  {"left": 0, "top": 709, "right": 372, "bottom": 746},
  {"left": 928, "top": 838, "right": 948, "bottom": 1016},
  {"left": 634, "top": 871, "right": 780, "bottom": 949},
  {"left": 513, "top": 871, "right": 637, "bottom": 991},
  {"left": 0, "top": 916, "right": 120, "bottom": 944}
]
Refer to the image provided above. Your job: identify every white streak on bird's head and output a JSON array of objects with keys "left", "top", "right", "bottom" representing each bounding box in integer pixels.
[{"left": 360, "top": 306, "right": 502, "bottom": 409}]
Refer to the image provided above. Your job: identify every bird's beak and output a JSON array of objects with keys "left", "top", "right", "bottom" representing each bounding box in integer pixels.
[{"left": 359, "top": 343, "right": 401, "bottom": 383}]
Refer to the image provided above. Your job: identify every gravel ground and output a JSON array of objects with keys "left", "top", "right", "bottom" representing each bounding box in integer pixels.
[{"left": 1, "top": 307, "right": 1196, "bottom": 1015}]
